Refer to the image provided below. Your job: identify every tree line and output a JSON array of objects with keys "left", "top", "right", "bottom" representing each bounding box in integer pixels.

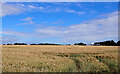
[
  {"left": 74, "top": 40, "right": 120, "bottom": 46},
  {"left": 3, "top": 43, "right": 61, "bottom": 45},
  {"left": 2, "top": 40, "right": 120, "bottom": 46},
  {"left": 93, "top": 40, "right": 120, "bottom": 46}
]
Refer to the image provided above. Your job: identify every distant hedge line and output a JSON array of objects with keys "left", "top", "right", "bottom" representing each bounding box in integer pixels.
[{"left": 2, "top": 40, "right": 120, "bottom": 46}]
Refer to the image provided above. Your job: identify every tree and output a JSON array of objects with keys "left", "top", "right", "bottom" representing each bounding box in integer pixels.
[
  {"left": 94, "top": 42, "right": 100, "bottom": 46},
  {"left": 74, "top": 42, "right": 86, "bottom": 45},
  {"left": 117, "top": 40, "right": 120, "bottom": 46},
  {"left": 7, "top": 43, "right": 12, "bottom": 45},
  {"left": 94, "top": 40, "right": 117, "bottom": 46},
  {"left": 14, "top": 43, "right": 27, "bottom": 45},
  {"left": 30, "top": 44, "right": 37, "bottom": 45}
]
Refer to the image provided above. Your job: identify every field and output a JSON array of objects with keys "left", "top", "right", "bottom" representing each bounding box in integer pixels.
[{"left": 2, "top": 45, "right": 119, "bottom": 72}]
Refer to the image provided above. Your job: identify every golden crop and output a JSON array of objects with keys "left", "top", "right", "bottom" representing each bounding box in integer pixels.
[{"left": 1, "top": 45, "right": 119, "bottom": 72}]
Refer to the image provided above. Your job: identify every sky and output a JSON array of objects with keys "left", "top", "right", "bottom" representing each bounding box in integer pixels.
[{"left": 0, "top": 2, "right": 118, "bottom": 44}]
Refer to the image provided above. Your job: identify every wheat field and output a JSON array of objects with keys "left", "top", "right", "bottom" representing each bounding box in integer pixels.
[{"left": 1, "top": 45, "right": 119, "bottom": 72}]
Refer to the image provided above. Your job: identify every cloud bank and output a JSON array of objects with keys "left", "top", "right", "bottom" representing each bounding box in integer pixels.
[
  {"left": 2, "top": 11, "right": 117, "bottom": 44},
  {"left": 0, "top": 2, "right": 85, "bottom": 17},
  {"left": 35, "top": 11, "right": 118, "bottom": 43}
]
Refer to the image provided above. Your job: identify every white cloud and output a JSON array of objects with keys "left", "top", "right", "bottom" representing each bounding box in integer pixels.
[
  {"left": 0, "top": 3, "right": 44, "bottom": 17},
  {"left": 1, "top": 36, "right": 20, "bottom": 44},
  {"left": 35, "top": 11, "right": 118, "bottom": 43},
  {"left": 0, "top": 3, "right": 85, "bottom": 17},
  {"left": 66, "top": 10, "right": 85, "bottom": 14},
  {"left": 20, "top": 21, "right": 34, "bottom": 25},
  {"left": 1, "top": 11, "right": 118, "bottom": 43},
  {"left": 22, "top": 17, "right": 33, "bottom": 21},
  {"left": 17, "top": 17, "right": 34, "bottom": 25},
  {"left": 28, "top": 5, "right": 36, "bottom": 8},
  {"left": 28, "top": 5, "right": 44, "bottom": 9},
  {"left": 0, "top": 3, "right": 25, "bottom": 17},
  {"left": 38, "top": 6, "right": 85, "bottom": 14},
  {"left": 0, "top": 31, "right": 27, "bottom": 37}
]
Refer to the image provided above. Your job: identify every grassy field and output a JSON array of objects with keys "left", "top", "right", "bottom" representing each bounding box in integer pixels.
[{"left": 2, "top": 45, "right": 119, "bottom": 72}]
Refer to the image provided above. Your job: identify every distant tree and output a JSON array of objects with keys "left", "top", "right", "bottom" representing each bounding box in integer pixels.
[
  {"left": 37, "top": 43, "right": 59, "bottom": 45},
  {"left": 38, "top": 43, "right": 44, "bottom": 45},
  {"left": 94, "top": 40, "right": 117, "bottom": 46},
  {"left": 74, "top": 43, "right": 77, "bottom": 45},
  {"left": 14, "top": 43, "right": 27, "bottom": 45},
  {"left": 30, "top": 44, "right": 37, "bottom": 45},
  {"left": 74, "top": 42, "right": 86, "bottom": 45},
  {"left": 94, "top": 42, "right": 100, "bottom": 46},
  {"left": 14, "top": 43, "right": 18, "bottom": 45},
  {"left": 45, "top": 43, "right": 48, "bottom": 45},
  {"left": 117, "top": 40, "right": 120, "bottom": 46},
  {"left": 7, "top": 43, "right": 12, "bottom": 45},
  {"left": 3, "top": 44, "right": 5, "bottom": 45},
  {"left": 109, "top": 40, "right": 117, "bottom": 46}
]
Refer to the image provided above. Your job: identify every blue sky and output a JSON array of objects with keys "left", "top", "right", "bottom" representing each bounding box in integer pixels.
[{"left": 1, "top": 2, "right": 118, "bottom": 44}]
